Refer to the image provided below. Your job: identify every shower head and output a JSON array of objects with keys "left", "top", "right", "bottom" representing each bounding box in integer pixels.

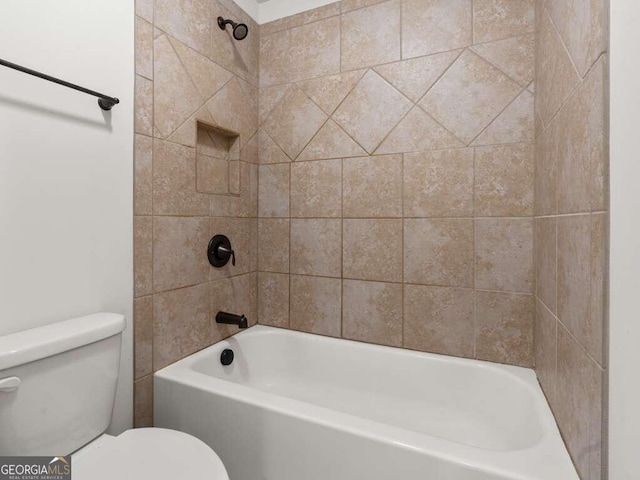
[{"left": 217, "top": 16, "right": 249, "bottom": 41}]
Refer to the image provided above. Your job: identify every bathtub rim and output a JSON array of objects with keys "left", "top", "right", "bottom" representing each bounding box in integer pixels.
[{"left": 155, "top": 325, "right": 579, "bottom": 480}]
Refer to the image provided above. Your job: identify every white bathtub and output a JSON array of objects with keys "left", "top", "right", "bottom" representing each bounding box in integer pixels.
[{"left": 154, "top": 326, "right": 578, "bottom": 480}]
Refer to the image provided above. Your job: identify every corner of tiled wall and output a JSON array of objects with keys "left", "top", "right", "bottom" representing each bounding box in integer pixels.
[
  {"left": 133, "top": 0, "right": 259, "bottom": 427},
  {"left": 534, "top": 0, "right": 608, "bottom": 478}
]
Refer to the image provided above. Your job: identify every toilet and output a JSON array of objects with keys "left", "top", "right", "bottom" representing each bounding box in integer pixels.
[{"left": 0, "top": 313, "right": 229, "bottom": 480}]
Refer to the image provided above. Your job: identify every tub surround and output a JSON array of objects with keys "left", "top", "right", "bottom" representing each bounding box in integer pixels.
[
  {"left": 133, "top": 0, "right": 260, "bottom": 427},
  {"left": 533, "top": 1, "right": 608, "bottom": 479},
  {"left": 257, "top": 0, "right": 536, "bottom": 368}
]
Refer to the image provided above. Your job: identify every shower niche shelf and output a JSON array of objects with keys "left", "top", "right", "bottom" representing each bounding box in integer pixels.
[{"left": 195, "top": 120, "right": 240, "bottom": 196}]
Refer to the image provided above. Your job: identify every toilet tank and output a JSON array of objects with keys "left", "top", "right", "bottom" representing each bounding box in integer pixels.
[{"left": 0, "top": 313, "right": 126, "bottom": 455}]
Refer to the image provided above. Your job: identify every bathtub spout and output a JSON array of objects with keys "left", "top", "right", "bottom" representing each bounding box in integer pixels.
[{"left": 216, "top": 311, "right": 248, "bottom": 329}]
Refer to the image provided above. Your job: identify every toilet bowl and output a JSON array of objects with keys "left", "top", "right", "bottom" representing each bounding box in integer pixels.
[
  {"left": 73, "top": 429, "right": 229, "bottom": 480},
  {"left": 0, "top": 312, "right": 229, "bottom": 480}
]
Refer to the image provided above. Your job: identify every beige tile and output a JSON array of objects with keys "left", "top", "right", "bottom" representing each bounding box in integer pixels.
[
  {"left": 473, "top": 0, "right": 535, "bottom": 43},
  {"left": 342, "top": 0, "right": 388, "bottom": 13},
  {"left": 136, "top": 17, "right": 153, "bottom": 80},
  {"left": 210, "top": 195, "right": 239, "bottom": 217},
  {"left": 241, "top": 131, "right": 259, "bottom": 164},
  {"left": 475, "top": 291, "right": 534, "bottom": 367},
  {"left": 250, "top": 218, "right": 259, "bottom": 272},
  {"left": 259, "top": 130, "right": 291, "bottom": 164},
  {"left": 197, "top": 155, "right": 229, "bottom": 194},
  {"left": 167, "top": 107, "right": 216, "bottom": 148},
  {"left": 476, "top": 218, "right": 533, "bottom": 293},
  {"left": 557, "top": 214, "right": 602, "bottom": 362},
  {"left": 258, "top": 219, "right": 290, "bottom": 273},
  {"left": 210, "top": 273, "right": 258, "bottom": 340},
  {"left": 547, "top": 0, "right": 606, "bottom": 76},
  {"left": 153, "top": 139, "right": 209, "bottom": 216},
  {"left": 134, "top": 134, "right": 153, "bottom": 216},
  {"left": 420, "top": 50, "right": 521, "bottom": 144},
  {"left": 209, "top": 217, "right": 254, "bottom": 279},
  {"left": 291, "top": 159, "right": 342, "bottom": 217},
  {"left": 555, "top": 325, "right": 603, "bottom": 480},
  {"left": 402, "top": 0, "right": 472, "bottom": 58},
  {"left": 134, "top": 375, "right": 153, "bottom": 428},
  {"left": 472, "top": 90, "right": 534, "bottom": 146},
  {"left": 297, "top": 70, "right": 366, "bottom": 116},
  {"left": 135, "top": 0, "right": 153, "bottom": 22},
  {"left": 291, "top": 219, "right": 342, "bottom": 277},
  {"left": 343, "top": 219, "right": 403, "bottom": 282},
  {"left": 534, "top": 120, "right": 558, "bottom": 216},
  {"left": 135, "top": 75, "right": 153, "bottom": 136},
  {"left": 343, "top": 280, "right": 402, "bottom": 347},
  {"left": 590, "top": 213, "right": 606, "bottom": 366},
  {"left": 404, "top": 149, "right": 474, "bottom": 217},
  {"left": 536, "top": 10, "right": 581, "bottom": 127},
  {"left": 259, "top": 29, "right": 291, "bottom": 87},
  {"left": 155, "top": 0, "right": 211, "bottom": 56},
  {"left": 475, "top": 144, "right": 534, "bottom": 216},
  {"left": 258, "top": 163, "right": 290, "bottom": 217},
  {"left": 472, "top": 34, "right": 535, "bottom": 87},
  {"left": 297, "top": 120, "right": 367, "bottom": 161},
  {"left": 211, "top": 2, "right": 259, "bottom": 86},
  {"left": 535, "top": 217, "right": 557, "bottom": 313},
  {"left": 290, "top": 275, "right": 342, "bottom": 337},
  {"left": 404, "top": 219, "right": 474, "bottom": 287},
  {"left": 168, "top": 36, "right": 234, "bottom": 100},
  {"left": 334, "top": 70, "right": 412, "bottom": 154},
  {"left": 289, "top": 16, "right": 340, "bottom": 83},
  {"left": 341, "top": 0, "right": 401, "bottom": 70},
  {"left": 153, "top": 216, "right": 210, "bottom": 292},
  {"left": 262, "top": 87, "right": 328, "bottom": 159},
  {"left": 238, "top": 161, "right": 259, "bottom": 218},
  {"left": 258, "top": 272, "right": 289, "bottom": 328},
  {"left": 373, "top": 50, "right": 461, "bottom": 103},
  {"left": 153, "top": 35, "right": 203, "bottom": 138},
  {"left": 153, "top": 284, "right": 210, "bottom": 369},
  {"left": 535, "top": 299, "right": 557, "bottom": 406},
  {"left": 376, "top": 107, "right": 465, "bottom": 154},
  {"left": 403, "top": 285, "right": 474, "bottom": 357},
  {"left": 343, "top": 155, "right": 402, "bottom": 218},
  {"left": 205, "top": 78, "right": 258, "bottom": 150},
  {"left": 134, "top": 296, "right": 153, "bottom": 380},
  {"left": 134, "top": 216, "right": 153, "bottom": 297},
  {"left": 556, "top": 57, "right": 607, "bottom": 214},
  {"left": 259, "top": 84, "right": 292, "bottom": 125}
]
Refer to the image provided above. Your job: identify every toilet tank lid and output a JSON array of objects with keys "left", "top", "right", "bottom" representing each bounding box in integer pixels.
[{"left": 0, "top": 313, "right": 126, "bottom": 371}]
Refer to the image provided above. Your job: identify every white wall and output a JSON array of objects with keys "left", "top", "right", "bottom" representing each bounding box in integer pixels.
[
  {"left": 0, "top": 0, "right": 134, "bottom": 434},
  {"left": 231, "top": 0, "right": 341, "bottom": 24},
  {"left": 609, "top": 1, "right": 640, "bottom": 478}
]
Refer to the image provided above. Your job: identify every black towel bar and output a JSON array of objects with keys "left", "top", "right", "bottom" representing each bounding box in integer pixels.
[{"left": 0, "top": 57, "right": 120, "bottom": 110}]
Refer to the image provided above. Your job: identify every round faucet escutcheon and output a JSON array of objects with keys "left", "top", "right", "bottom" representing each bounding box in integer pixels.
[
  {"left": 220, "top": 349, "right": 234, "bottom": 366},
  {"left": 208, "top": 234, "right": 235, "bottom": 268}
]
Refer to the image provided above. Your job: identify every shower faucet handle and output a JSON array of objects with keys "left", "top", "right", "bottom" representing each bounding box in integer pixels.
[{"left": 217, "top": 245, "right": 235, "bottom": 266}]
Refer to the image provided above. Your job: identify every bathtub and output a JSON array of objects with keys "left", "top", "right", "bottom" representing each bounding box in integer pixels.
[{"left": 154, "top": 326, "right": 578, "bottom": 480}]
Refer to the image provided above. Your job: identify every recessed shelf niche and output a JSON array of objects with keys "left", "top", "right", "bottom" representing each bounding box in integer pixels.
[{"left": 196, "top": 120, "right": 240, "bottom": 196}]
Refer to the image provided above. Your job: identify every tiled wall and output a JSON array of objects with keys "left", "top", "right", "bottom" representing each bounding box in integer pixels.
[
  {"left": 133, "top": 0, "right": 260, "bottom": 427},
  {"left": 534, "top": 1, "right": 608, "bottom": 479},
  {"left": 257, "top": 0, "right": 537, "bottom": 366}
]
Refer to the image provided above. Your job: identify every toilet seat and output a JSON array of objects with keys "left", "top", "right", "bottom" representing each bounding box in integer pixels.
[{"left": 72, "top": 428, "right": 229, "bottom": 480}]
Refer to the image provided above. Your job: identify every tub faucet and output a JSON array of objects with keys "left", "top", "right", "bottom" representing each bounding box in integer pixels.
[{"left": 216, "top": 311, "right": 248, "bottom": 329}]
